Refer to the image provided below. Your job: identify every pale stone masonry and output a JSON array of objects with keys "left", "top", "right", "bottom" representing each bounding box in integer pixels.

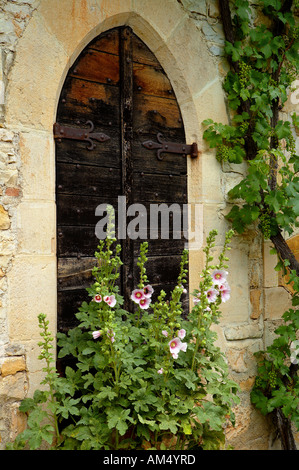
[{"left": 0, "top": 0, "right": 298, "bottom": 450}]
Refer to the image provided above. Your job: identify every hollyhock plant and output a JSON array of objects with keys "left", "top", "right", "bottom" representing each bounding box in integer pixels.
[
  {"left": 20, "top": 229, "right": 239, "bottom": 451},
  {"left": 94, "top": 294, "right": 102, "bottom": 303}
]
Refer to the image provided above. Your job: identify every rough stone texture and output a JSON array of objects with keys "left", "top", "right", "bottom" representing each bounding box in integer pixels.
[
  {"left": 1, "top": 357, "right": 26, "bottom": 377},
  {"left": 0, "top": 205, "right": 10, "bottom": 230},
  {"left": 0, "top": 0, "right": 297, "bottom": 451}
]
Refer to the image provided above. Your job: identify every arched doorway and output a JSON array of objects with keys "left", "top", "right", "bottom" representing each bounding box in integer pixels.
[{"left": 54, "top": 26, "right": 192, "bottom": 335}]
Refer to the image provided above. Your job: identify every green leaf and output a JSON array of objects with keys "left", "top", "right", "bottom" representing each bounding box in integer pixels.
[
  {"left": 250, "top": 389, "right": 270, "bottom": 415},
  {"left": 275, "top": 120, "right": 291, "bottom": 140}
]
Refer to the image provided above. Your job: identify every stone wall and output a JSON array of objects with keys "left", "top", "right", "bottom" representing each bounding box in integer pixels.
[{"left": 0, "top": 0, "right": 298, "bottom": 450}]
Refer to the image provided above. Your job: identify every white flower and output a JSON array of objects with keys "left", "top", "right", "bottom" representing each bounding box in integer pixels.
[
  {"left": 92, "top": 330, "right": 101, "bottom": 339},
  {"left": 157, "top": 368, "right": 164, "bottom": 374},
  {"left": 290, "top": 340, "right": 299, "bottom": 364},
  {"left": 220, "top": 285, "right": 231, "bottom": 303},
  {"left": 139, "top": 297, "right": 151, "bottom": 309},
  {"left": 205, "top": 287, "right": 218, "bottom": 303},
  {"left": 169, "top": 336, "right": 187, "bottom": 359},
  {"left": 162, "top": 330, "right": 168, "bottom": 337},
  {"left": 212, "top": 270, "right": 228, "bottom": 286},
  {"left": 131, "top": 289, "right": 145, "bottom": 303},
  {"left": 143, "top": 284, "right": 154, "bottom": 298},
  {"left": 104, "top": 295, "right": 116, "bottom": 308},
  {"left": 94, "top": 294, "right": 102, "bottom": 303}
]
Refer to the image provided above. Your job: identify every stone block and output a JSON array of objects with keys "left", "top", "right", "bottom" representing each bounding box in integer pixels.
[
  {"left": 250, "top": 289, "right": 262, "bottom": 319},
  {"left": 224, "top": 323, "right": 263, "bottom": 341},
  {"left": 19, "top": 130, "right": 55, "bottom": 201},
  {"left": 7, "top": 255, "right": 57, "bottom": 342},
  {"left": 6, "top": 13, "right": 68, "bottom": 130},
  {"left": 0, "top": 205, "right": 10, "bottom": 230},
  {"left": 216, "top": 246, "right": 250, "bottom": 324},
  {"left": 17, "top": 201, "right": 56, "bottom": 255},
  {"left": 9, "top": 402, "right": 27, "bottom": 442},
  {"left": 249, "top": 259, "right": 262, "bottom": 289},
  {"left": 264, "top": 287, "right": 292, "bottom": 320},
  {"left": 154, "top": 17, "right": 219, "bottom": 102},
  {"left": 39, "top": 0, "right": 131, "bottom": 58},
  {"left": 1, "top": 357, "right": 26, "bottom": 377},
  {"left": 132, "top": 0, "right": 187, "bottom": 43},
  {"left": 0, "top": 372, "right": 27, "bottom": 401}
]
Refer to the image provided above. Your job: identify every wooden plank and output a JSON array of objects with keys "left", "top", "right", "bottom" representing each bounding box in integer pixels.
[
  {"left": 56, "top": 162, "right": 121, "bottom": 198},
  {"left": 133, "top": 62, "right": 174, "bottom": 99},
  {"left": 57, "top": 225, "right": 102, "bottom": 258},
  {"left": 57, "top": 288, "right": 89, "bottom": 332},
  {"left": 132, "top": 173, "right": 187, "bottom": 203},
  {"left": 133, "top": 94, "right": 183, "bottom": 131},
  {"left": 89, "top": 28, "right": 119, "bottom": 55},
  {"left": 132, "top": 135, "right": 187, "bottom": 176},
  {"left": 132, "top": 34, "right": 160, "bottom": 67},
  {"left": 57, "top": 257, "right": 96, "bottom": 290},
  {"left": 69, "top": 49, "right": 119, "bottom": 85},
  {"left": 57, "top": 77, "right": 120, "bottom": 128},
  {"left": 55, "top": 128, "right": 120, "bottom": 168},
  {"left": 56, "top": 194, "right": 119, "bottom": 226},
  {"left": 120, "top": 26, "right": 135, "bottom": 310}
]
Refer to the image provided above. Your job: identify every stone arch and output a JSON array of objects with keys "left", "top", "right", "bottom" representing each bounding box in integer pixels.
[{"left": 4, "top": 0, "right": 225, "bottom": 392}]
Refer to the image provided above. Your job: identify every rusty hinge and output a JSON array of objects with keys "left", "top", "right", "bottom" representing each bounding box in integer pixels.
[
  {"left": 54, "top": 121, "right": 110, "bottom": 150},
  {"left": 142, "top": 133, "right": 198, "bottom": 161}
]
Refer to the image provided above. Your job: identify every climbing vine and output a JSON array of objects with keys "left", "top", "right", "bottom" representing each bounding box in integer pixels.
[{"left": 203, "top": 0, "right": 298, "bottom": 450}]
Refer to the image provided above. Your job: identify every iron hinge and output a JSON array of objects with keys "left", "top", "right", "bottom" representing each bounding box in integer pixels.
[
  {"left": 142, "top": 133, "right": 198, "bottom": 160},
  {"left": 54, "top": 121, "right": 110, "bottom": 150}
]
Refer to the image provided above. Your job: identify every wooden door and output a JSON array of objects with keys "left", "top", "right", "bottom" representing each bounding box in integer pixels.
[{"left": 55, "top": 27, "right": 189, "bottom": 334}]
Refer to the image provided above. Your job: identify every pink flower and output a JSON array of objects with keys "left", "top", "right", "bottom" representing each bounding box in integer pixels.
[
  {"left": 139, "top": 297, "right": 151, "bottom": 309},
  {"left": 94, "top": 294, "right": 102, "bottom": 303},
  {"left": 220, "top": 285, "right": 231, "bottom": 302},
  {"left": 131, "top": 289, "right": 145, "bottom": 304},
  {"left": 180, "top": 342, "right": 187, "bottom": 353},
  {"left": 212, "top": 270, "right": 228, "bottom": 286},
  {"left": 162, "top": 330, "right": 168, "bottom": 337},
  {"left": 92, "top": 330, "right": 101, "bottom": 339},
  {"left": 157, "top": 368, "right": 164, "bottom": 374},
  {"left": 169, "top": 337, "right": 187, "bottom": 359},
  {"left": 169, "top": 337, "right": 182, "bottom": 356},
  {"left": 104, "top": 295, "right": 116, "bottom": 308},
  {"left": 205, "top": 287, "right": 218, "bottom": 303},
  {"left": 178, "top": 329, "right": 186, "bottom": 339},
  {"left": 193, "top": 295, "right": 201, "bottom": 305},
  {"left": 143, "top": 284, "right": 154, "bottom": 298}
]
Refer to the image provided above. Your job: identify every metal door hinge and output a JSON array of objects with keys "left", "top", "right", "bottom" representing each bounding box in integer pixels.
[
  {"left": 54, "top": 121, "right": 110, "bottom": 150},
  {"left": 142, "top": 133, "right": 198, "bottom": 160}
]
